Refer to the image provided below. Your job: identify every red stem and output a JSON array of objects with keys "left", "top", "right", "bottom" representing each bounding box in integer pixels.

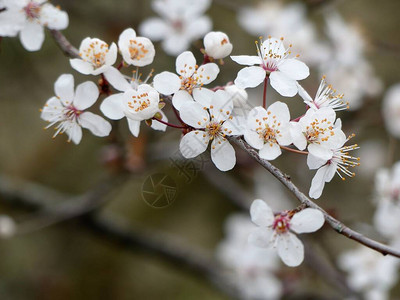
[
  {"left": 262, "top": 76, "right": 269, "bottom": 109},
  {"left": 152, "top": 117, "right": 187, "bottom": 129},
  {"left": 117, "top": 60, "right": 124, "bottom": 70}
]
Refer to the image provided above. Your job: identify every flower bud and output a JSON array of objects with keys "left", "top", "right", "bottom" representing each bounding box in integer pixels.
[{"left": 204, "top": 31, "right": 233, "bottom": 59}]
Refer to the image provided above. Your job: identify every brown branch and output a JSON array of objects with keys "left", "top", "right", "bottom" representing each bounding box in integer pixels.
[
  {"left": 49, "top": 29, "right": 79, "bottom": 58},
  {"left": 231, "top": 136, "right": 400, "bottom": 259}
]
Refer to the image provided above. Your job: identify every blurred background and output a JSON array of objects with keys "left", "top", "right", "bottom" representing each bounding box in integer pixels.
[{"left": 1, "top": 0, "right": 400, "bottom": 299}]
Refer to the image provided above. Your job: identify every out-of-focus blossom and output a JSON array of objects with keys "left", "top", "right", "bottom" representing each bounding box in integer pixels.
[
  {"left": 0, "top": 0, "right": 68, "bottom": 51},
  {"left": 383, "top": 84, "right": 400, "bottom": 138},
  {"left": 153, "top": 51, "right": 219, "bottom": 110},
  {"left": 41, "top": 74, "right": 112, "bottom": 144},
  {"left": 216, "top": 214, "right": 283, "bottom": 300},
  {"left": 231, "top": 37, "right": 309, "bottom": 97},
  {"left": 139, "top": 0, "right": 212, "bottom": 56},
  {"left": 203, "top": 31, "right": 233, "bottom": 60},
  {"left": 0, "top": 215, "right": 16, "bottom": 238},
  {"left": 118, "top": 28, "right": 155, "bottom": 67},
  {"left": 357, "top": 140, "right": 386, "bottom": 178},
  {"left": 249, "top": 199, "right": 324, "bottom": 266}
]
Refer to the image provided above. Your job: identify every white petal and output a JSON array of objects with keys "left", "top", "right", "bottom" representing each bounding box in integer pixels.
[
  {"left": 244, "top": 129, "right": 264, "bottom": 149},
  {"left": 210, "top": 90, "right": 233, "bottom": 123},
  {"left": 20, "top": 22, "right": 44, "bottom": 51},
  {"left": 222, "top": 117, "right": 243, "bottom": 136},
  {"left": 278, "top": 59, "right": 309, "bottom": 80},
  {"left": 186, "top": 15, "right": 212, "bottom": 40},
  {"left": 259, "top": 143, "right": 282, "bottom": 160},
  {"left": 250, "top": 199, "right": 274, "bottom": 227},
  {"left": 307, "top": 154, "right": 328, "bottom": 170},
  {"left": 267, "top": 101, "right": 290, "bottom": 124},
  {"left": 290, "top": 122, "right": 307, "bottom": 150},
  {"left": 54, "top": 74, "right": 74, "bottom": 105},
  {"left": 269, "top": 71, "right": 298, "bottom": 97},
  {"left": 162, "top": 33, "right": 191, "bottom": 56},
  {"left": 290, "top": 208, "right": 325, "bottom": 234},
  {"left": 139, "top": 17, "right": 168, "bottom": 41},
  {"left": 277, "top": 233, "right": 304, "bottom": 267},
  {"left": 151, "top": 110, "right": 168, "bottom": 132},
  {"left": 192, "top": 88, "right": 214, "bottom": 107},
  {"left": 40, "top": 3, "right": 69, "bottom": 30},
  {"left": 180, "top": 130, "right": 209, "bottom": 158},
  {"left": 297, "top": 83, "right": 313, "bottom": 105},
  {"left": 172, "top": 90, "right": 194, "bottom": 110},
  {"left": 73, "top": 81, "right": 99, "bottom": 110},
  {"left": 230, "top": 55, "right": 261, "bottom": 66},
  {"left": 100, "top": 94, "right": 125, "bottom": 120},
  {"left": 248, "top": 228, "right": 273, "bottom": 248},
  {"left": 196, "top": 63, "right": 219, "bottom": 85},
  {"left": 309, "top": 166, "right": 328, "bottom": 199},
  {"left": 105, "top": 43, "right": 118, "bottom": 66},
  {"left": 179, "top": 101, "right": 210, "bottom": 128},
  {"left": 153, "top": 72, "right": 181, "bottom": 95},
  {"left": 70, "top": 59, "right": 95, "bottom": 75},
  {"left": 308, "top": 144, "right": 333, "bottom": 160},
  {"left": 103, "top": 67, "right": 131, "bottom": 92},
  {"left": 211, "top": 138, "right": 236, "bottom": 171},
  {"left": 41, "top": 97, "right": 63, "bottom": 121},
  {"left": 234, "top": 66, "right": 266, "bottom": 89},
  {"left": 127, "top": 118, "right": 141, "bottom": 137},
  {"left": 79, "top": 112, "right": 112, "bottom": 137},
  {"left": 66, "top": 123, "right": 82, "bottom": 145},
  {"left": 176, "top": 51, "right": 196, "bottom": 77}
]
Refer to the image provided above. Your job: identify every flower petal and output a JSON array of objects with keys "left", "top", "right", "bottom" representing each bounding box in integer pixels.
[
  {"left": 151, "top": 110, "right": 168, "bottom": 132},
  {"left": 290, "top": 208, "right": 325, "bottom": 234},
  {"left": 211, "top": 138, "right": 236, "bottom": 171},
  {"left": 40, "top": 3, "right": 69, "bottom": 30},
  {"left": 248, "top": 228, "right": 273, "bottom": 248},
  {"left": 269, "top": 71, "right": 298, "bottom": 97},
  {"left": 210, "top": 90, "right": 233, "bottom": 123},
  {"left": 100, "top": 94, "right": 125, "bottom": 120},
  {"left": 70, "top": 59, "right": 95, "bottom": 75},
  {"left": 153, "top": 72, "right": 181, "bottom": 95},
  {"left": 308, "top": 144, "right": 333, "bottom": 160},
  {"left": 172, "top": 90, "right": 194, "bottom": 110},
  {"left": 193, "top": 88, "right": 214, "bottom": 107},
  {"left": 179, "top": 101, "right": 209, "bottom": 128},
  {"left": 180, "top": 130, "right": 209, "bottom": 158},
  {"left": 54, "top": 74, "right": 74, "bottom": 105},
  {"left": 127, "top": 118, "right": 141, "bottom": 137},
  {"left": 20, "top": 22, "right": 44, "bottom": 51},
  {"left": 176, "top": 51, "right": 196, "bottom": 77},
  {"left": 278, "top": 59, "right": 309, "bottom": 80},
  {"left": 250, "top": 199, "right": 274, "bottom": 227},
  {"left": 230, "top": 55, "right": 261, "bottom": 66},
  {"left": 307, "top": 154, "right": 328, "bottom": 170},
  {"left": 139, "top": 17, "right": 168, "bottom": 41},
  {"left": 41, "top": 97, "right": 63, "bottom": 121},
  {"left": 309, "top": 165, "right": 329, "bottom": 199},
  {"left": 259, "top": 142, "right": 282, "bottom": 160},
  {"left": 79, "top": 112, "right": 112, "bottom": 137},
  {"left": 66, "top": 123, "right": 82, "bottom": 145},
  {"left": 277, "top": 232, "right": 304, "bottom": 267},
  {"left": 234, "top": 66, "right": 266, "bottom": 89},
  {"left": 103, "top": 67, "right": 131, "bottom": 92},
  {"left": 290, "top": 122, "right": 307, "bottom": 150},
  {"left": 73, "top": 81, "right": 99, "bottom": 110},
  {"left": 196, "top": 63, "right": 219, "bottom": 85}
]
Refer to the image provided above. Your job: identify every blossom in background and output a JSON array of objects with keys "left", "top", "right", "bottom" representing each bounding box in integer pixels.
[
  {"left": 339, "top": 246, "right": 400, "bottom": 300},
  {"left": 308, "top": 132, "right": 360, "bottom": 199},
  {"left": 0, "top": 0, "right": 68, "bottom": 51},
  {"left": 216, "top": 214, "right": 283, "bottom": 300},
  {"left": 70, "top": 37, "right": 118, "bottom": 76},
  {"left": 0, "top": 215, "right": 16, "bottom": 238},
  {"left": 118, "top": 28, "right": 155, "bottom": 67},
  {"left": 139, "top": 0, "right": 212, "bottom": 56},
  {"left": 100, "top": 69, "right": 166, "bottom": 137},
  {"left": 179, "top": 90, "right": 241, "bottom": 171},
  {"left": 249, "top": 199, "right": 325, "bottom": 266},
  {"left": 203, "top": 31, "right": 233, "bottom": 60},
  {"left": 40, "top": 74, "right": 112, "bottom": 144},
  {"left": 383, "top": 84, "right": 400, "bottom": 138},
  {"left": 290, "top": 107, "right": 343, "bottom": 160},
  {"left": 244, "top": 102, "right": 292, "bottom": 160},
  {"left": 153, "top": 51, "right": 219, "bottom": 110},
  {"left": 297, "top": 77, "right": 348, "bottom": 111},
  {"left": 231, "top": 37, "right": 309, "bottom": 97}
]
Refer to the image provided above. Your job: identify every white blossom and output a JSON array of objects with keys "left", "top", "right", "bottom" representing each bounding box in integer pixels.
[
  {"left": 203, "top": 31, "right": 233, "bottom": 60},
  {"left": 383, "top": 84, "right": 400, "bottom": 138},
  {"left": 139, "top": 0, "right": 212, "bottom": 56},
  {"left": 0, "top": 0, "right": 68, "bottom": 51},
  {"left": 244, "top": 102, "right": 292, "bottom": 160},
  {"left": 0, "top": 215, "right": 16, "bottom": 238},
  {"left": 231, "top": 37, "right": 309, "bottom": 97},
  {"left": 153, "top": 51, "right": 219, "bottom": 110},
  {"left": 179, "top": 90, "right": 241, "bottom": 171},
  {"left": 118, "top": 28, "right": 155, "bottom": 67},
  {"left": 249, "top": 199, "right": 325, "bottom": 267},
  {"left": 41, "top": 74, "right": 112, "bottom": 144}
]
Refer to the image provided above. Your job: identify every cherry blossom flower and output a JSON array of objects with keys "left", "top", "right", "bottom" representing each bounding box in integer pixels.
[
  {"left": 203, "top": 31, "right": 233, "bottom": 60},
  {"left": 244, "top": 102, "right": 292, "bottom": 160},
  {"left": 40, "top": 74, "right": 112, "bottom": 144},
  {"left": 308, "top": 132, "right": 360, "bottom": 199},
  {"left": 153, "top": 51, "right": 219, "bottom": 110},
  {"left": 224, "top": 84, "right": 251, "bottom": 134},
  {"left": 216, "top": 214, "right": 283, "bottom": 300},
  {"left": 231, "top": 37, "right": 309, "bottom": 97},
  {"left": 118, "top": 28, "right": 155, "bottom": 67},
  {"left": 70, "top": 37, "right": 118, "bottom": 76},
  {"left": 339, "top": 246, "right": 400, "bottom": 300},
  {"left": 290, "top": 107, "right": 344, "bottom": 160},
  {"left": 139, "top": 0, "right": 212, "bottom": 56},
  {"left": 249, "top": 199, "right": 325, "bottom": 266},
  {"left": 100, "top": 69, "right": 165, "bottom": 137},
  {"left": 179, "top": 90, "right": 241, "bottom": 171},
  {"left": 0, "top": 0, "right": 68, "bottom": 51},
  {"left": 0, "top": 215, "right": 16, "bottom": 238},
  {"left": 297, "top": 77, "right": 348, "bottom": 111},
  {"left": 383, "top": 84, "right": 400, "bottom": 138}
]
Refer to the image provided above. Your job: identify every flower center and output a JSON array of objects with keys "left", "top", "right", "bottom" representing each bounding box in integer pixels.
[
  {"left": 80, "top": 41, "right": 109, "bottom": 69},
  {"left": 273, "top": 214, "right": 290, "bottom": 234},
  {"left": 220, "top": 38, "right": 228, "bottom": 46},
  {"left": 205, "top": 121, "right": 223, "bottom": 139},
  {"left": 305, "top": 118, "right": 334, "bottom": 144},
  {"left": 64, "top": 105, "right": 82, "bottom": 120},
  {"left": 128, "top": 39, "right": 149, "bottom": 61},
  {"left": 254, "top": 113, "right": 282, "bottom": 146},
  {"left": 24, "top": 2, "right": 41, "bottom": 20},
  {"left": 127, "top": 92, "right": 151, "bottom": 112},
  {"left": 180, "top": 74, "right": 200, "bottom": 94}
]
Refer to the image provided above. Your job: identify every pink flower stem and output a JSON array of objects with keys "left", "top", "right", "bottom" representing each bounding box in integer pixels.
[
  {"left": 172, "top": 107, "right": 185, "bottom": 125},
  {"left": 152, "top": 117, "right": 187, "bottom": 129},
  {"left": 291, "top": 114, "right": 305, "bottom": 122},
  {"left": 280, "top": 145, "right": 308, "bottom": 155},
  {"left": 117, "top": 60, "right": 124, "bottom": 70},
  {"left": 262, "top": 76, "right": 269, "bottom": 109}
]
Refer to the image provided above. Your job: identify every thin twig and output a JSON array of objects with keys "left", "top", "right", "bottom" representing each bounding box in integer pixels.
[
  {"left": 49, "top": 30, "right": 79, "bottom": 58},
  {"left": 232, "top": 136, "right": 400, "bottom": 259}
]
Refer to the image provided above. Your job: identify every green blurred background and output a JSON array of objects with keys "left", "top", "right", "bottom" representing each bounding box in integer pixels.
[{"left": 0, "top": 0, "right": 400, "bottom": 299}]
